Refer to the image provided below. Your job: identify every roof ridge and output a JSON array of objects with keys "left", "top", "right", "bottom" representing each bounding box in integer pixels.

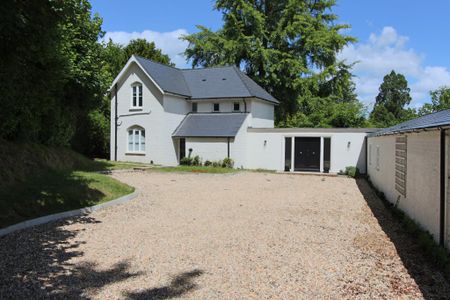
[{"left": 181, "top": 65, "right": 236, "bottom": 71}]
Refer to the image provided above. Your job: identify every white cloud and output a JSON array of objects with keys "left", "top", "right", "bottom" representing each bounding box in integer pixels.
[
  {"left": 339, "top": 26, "right": 450, "bottom": 107},
  {"left": 102, "top": 29, "right": 190, "bottom": 68}
]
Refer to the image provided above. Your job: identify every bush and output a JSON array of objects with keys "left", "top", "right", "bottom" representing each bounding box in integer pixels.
[
  {"left": 204, "top": 160, "right": 212, "bottom": 167},
  {"left": 180, "top": 157, "right": 193, "bottom": 166},
  {"left": 222, "top": 157, "right": 234, "bottom": 168},
  {"left": 212, "top": 160, "right": 221, "bottom": 167},
  {"left": 345, "top": 166, "right": 359, "bottom": 178},
  {"left": 192, "top": 155, "right": 201, "bottom": 166}
]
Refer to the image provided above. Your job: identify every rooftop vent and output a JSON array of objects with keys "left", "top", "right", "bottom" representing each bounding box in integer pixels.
[
  {"left": 222, "top": 78, "right": 227, "bottom": 80},
  {"left": 202, "top": 79, "right": 206, "bottom": 81}
]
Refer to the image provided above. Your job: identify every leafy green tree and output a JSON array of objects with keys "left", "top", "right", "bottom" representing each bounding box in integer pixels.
[
  {"left": 103, "top": 38, "right": 173, "bottom": 80},
  {"left": 418, "top": 86, "right": 450, "bottom": 116},
  {"left": 369, "top": 70, "right": 415, "bottom": 127},
  {"left": 0, "top": 0, "right": 66, "bottom": 142},
  {"left": 183, "top": 0, "right": 365, "bottom": 127}
]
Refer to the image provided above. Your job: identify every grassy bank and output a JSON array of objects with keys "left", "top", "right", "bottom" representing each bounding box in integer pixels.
[{"left": 0, "top": 141, "right": 135, "bottom": 228}]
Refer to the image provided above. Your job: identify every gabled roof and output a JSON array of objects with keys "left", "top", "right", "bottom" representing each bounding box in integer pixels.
[
  {"left": 133, "top": 56, "right": 278, "bottom": 104},
  {"left": 134, "top": 56, "right": 191, "bottom": 97},
  {"left": 370, "top": 108, "right": 450, "bottom": 137},
  {"left": 172, "top": 113, "right": 248, "bottom": 138}
]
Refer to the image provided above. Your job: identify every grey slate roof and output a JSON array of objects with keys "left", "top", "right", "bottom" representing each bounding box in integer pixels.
[
  {"left": 370, "top": 108, "right": 450, "bottom": 137},
  {"left": 135, "top": 56, "right": 191, "bottom": 96},
  {"left": 134, "top": 55, "right": 279, "bottom": 104},
  {"left": 172, "top": 113, "right": 248, "bottom": 137}
]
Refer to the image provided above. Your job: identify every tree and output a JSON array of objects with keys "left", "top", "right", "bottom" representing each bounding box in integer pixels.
[
  {"left": 0, "top": 0, "right": 66, "bottom": 142},
  {"left": 369, "top": 70, "right": 415, "bottom": 127},
  {"left": 418, "top": 86, "right": 450, "bottom": 116},
  {"left": 103, "top": 38, "right": 173, "bottom": 80},
  {"left": 182, "top": 0, "right": 365, "bottom": 127}
]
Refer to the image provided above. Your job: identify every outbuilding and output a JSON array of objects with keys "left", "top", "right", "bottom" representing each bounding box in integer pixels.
[{"left": 367, "top": 109, "right": 450, "bottom": 247}]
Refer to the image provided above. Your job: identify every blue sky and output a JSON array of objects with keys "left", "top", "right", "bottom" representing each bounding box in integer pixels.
[{"left": 91, "top": 0, "right": 450, "bottom": 107}]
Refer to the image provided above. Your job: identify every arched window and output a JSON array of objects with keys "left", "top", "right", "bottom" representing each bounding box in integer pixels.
[
  {"left": 131, "top": 82, "right": 143, "bottom": 108},
  {"left": 128, "top": 126, "right": 145, "bottom": 152}
]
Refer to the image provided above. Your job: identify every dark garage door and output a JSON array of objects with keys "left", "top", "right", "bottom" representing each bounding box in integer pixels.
[{"left": 294, "top": 137, "right": 320, "bottom": 172}]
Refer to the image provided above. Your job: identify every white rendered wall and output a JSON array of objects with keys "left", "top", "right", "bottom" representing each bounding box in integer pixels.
[
  {"left": 110, "top": 62, "right": 188, "bottom": 165},
  {"left": 245, "top": 130, "right": 368, "bottom": 172},
  {"left": 184, "top": 114, "right": 251, "bottom": 168},
  {"left": 185, "top": 138, "right": 228, "bottom": 162},
  {"left": 367, "top": 131, "right": 441, "bottom": 242},
  {"left": 248, "top": 99, "right": 275, "bottom": 128}
]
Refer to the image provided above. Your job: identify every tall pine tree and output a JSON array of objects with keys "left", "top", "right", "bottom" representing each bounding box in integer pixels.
[
  {"left": 183, "top": 0, "right": 366, "bottom": 127},
  {"left": 370, "top": 70, "right": 416, "bottom": 127}
]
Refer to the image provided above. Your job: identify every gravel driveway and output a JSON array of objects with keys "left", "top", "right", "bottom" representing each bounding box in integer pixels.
[{"left": 1, "top": 171, "right": 449, "bottom": 299}]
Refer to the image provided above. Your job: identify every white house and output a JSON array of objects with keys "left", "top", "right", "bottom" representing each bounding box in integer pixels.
[
  {"left": 110, "top": 55, "right": 376, "bottom": 173},
  {"left": 367, "top": 109, "right": 450, "bottom": 247}
]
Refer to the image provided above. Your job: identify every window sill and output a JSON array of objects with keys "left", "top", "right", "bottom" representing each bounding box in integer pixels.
[
  {"left": 129, "top": 108, "right": 143, "bottom": 112},
  {"left": 125, "top": 152, "right": 146, "bottom": 156}
]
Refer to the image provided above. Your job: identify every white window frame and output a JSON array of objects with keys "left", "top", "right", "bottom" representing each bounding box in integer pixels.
[
  {"left": 127, "top": 127, "right": 145, "bottom": 153},
  {"left": 131, "top": 82, "right": 143, "bottom": 109},
  {"left": 213, "top": 103, "right": 220, "bottom": 112},
  {"left": 233, "top": 102, "right": 240, "bottom": 111}
]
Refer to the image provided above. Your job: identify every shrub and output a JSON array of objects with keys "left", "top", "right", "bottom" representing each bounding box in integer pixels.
[
  {"left": 212, "top": 160, "right": 221, "bottom": 167},
  {"left": 204, "top": 160, "right": 212, "bottom": 166},
  {"left": 180, "top": 157, "right": 192, "bottom": 166},
  {"left": 222, "top": 157, "right": 234, "bottom": 168},
  {"left": 192, "top": 155, "right": 201, "bottom": 166},
  {"left": 345, "top": 166, "right": 359, "bottom": 178}
]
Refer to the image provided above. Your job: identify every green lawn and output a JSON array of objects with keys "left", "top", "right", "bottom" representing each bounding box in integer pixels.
[
  {"left": 0, "top": 169, "right": 134, "bottom": 229},
  {"left": 150, "top": 165, "right": 239, "bottom": 174},
  {"left": 0, "top": 141, "right": 136, "bottom": 229},
  {"left": 91, "top": 159, "right": 156, "bottom": 171}
]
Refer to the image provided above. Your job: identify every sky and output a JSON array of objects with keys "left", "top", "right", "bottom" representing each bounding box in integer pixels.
[{"left": 91, "top": 0, "right": 450, "bottom": 108}]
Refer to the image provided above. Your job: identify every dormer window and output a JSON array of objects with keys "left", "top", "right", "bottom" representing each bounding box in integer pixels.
[{"left": 131, "top": 83, "right": 143, "bottom": 108}]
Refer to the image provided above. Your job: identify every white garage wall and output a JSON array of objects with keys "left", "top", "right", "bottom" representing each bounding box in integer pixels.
[
  {"left": 245, "top": 129, "right": 369, "bottom": 172},
  {"left": 367, "top": 131, "right": 441, "bottom": 242}
]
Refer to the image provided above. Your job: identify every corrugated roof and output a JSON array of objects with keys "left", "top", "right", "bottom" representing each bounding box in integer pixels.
[
  {"left": 134, "top": 56, "right": 278, "bottom": 104},
  {"left": 369, "top": 108, "right": 450, "bottom": 137},
  {"left": 172, "top": 113, "right": 248, "bottom": 137}
]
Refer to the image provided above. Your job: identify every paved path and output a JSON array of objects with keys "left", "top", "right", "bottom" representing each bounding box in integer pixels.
[{"left": 0, "top": 172, "right": 449, "bottom": 299}]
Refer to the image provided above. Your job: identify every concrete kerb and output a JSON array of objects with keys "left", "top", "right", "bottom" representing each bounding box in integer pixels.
[{"left": 0, "top": 190, "right": 139, "bottom": 237}]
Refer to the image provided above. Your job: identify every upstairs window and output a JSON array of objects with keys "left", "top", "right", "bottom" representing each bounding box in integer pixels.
[
  {"left": 131, "top": 83, "right": 143, "bottom": 108},
  {"left": 128, "top": 127, "right": 145, "bottom": 152},
  {"left": 213, "top": 103, "right": 220, "bottom": 112},
  {"left": 192, "top": 102, "right": 198, "bottom": 113},
  {"left": 233, "top": 102, "right": 240, "bottom": 111}
]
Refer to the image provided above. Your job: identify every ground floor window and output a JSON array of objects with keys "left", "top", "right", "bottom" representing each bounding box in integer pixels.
[{"left": 128, "top": 127, "right": 145, "bottom": 152}]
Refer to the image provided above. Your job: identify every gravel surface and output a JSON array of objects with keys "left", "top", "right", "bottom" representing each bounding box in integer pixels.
[{"left": 1, "top": 171, "right": 449, "bottom": 299}]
